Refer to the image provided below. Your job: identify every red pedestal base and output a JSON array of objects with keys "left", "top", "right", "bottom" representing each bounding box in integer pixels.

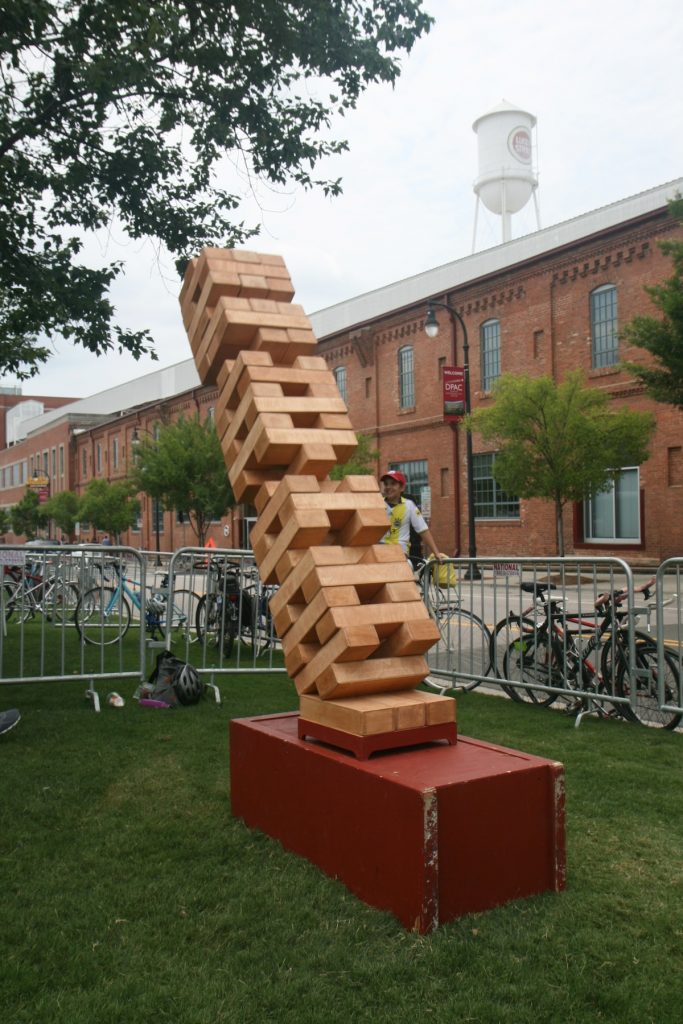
[{"left": 230, "top": 712, "right": 566, "bottom": 933}]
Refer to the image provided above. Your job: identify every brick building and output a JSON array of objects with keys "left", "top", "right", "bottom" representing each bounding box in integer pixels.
[
  {"left": 1, "top": 178, "right": 682, "bottom": 561},
  {"left": 313, "top": 178, "right": 683, "bottom": 563}
]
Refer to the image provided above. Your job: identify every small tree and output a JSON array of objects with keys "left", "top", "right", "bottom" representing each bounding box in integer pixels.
[
  {"left": 621, "top": 196, "right": 683, "bottom": 408},
  {"left": 10, "top": 490, "right": 48, "bottom": 540},
  {"left": 43, "top": 490, "right": 81, "bottom": 542},
  {"left": 79, "top": 479, "right": 140, "bottom": 542},
  {"left": 129, "top": 417, "right": 234, "bottom": 546},
  {"left": 329, "top": 433, "right": 380, "bottom": 480},
  {"left": 466, "top": 371, "right": 655, "bottom": 555}
]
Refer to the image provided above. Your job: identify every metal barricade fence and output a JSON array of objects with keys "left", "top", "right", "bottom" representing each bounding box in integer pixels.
[
  {"left": 421, "top": 555, "right": 681, "bottom": 728},
  {"left": 1, "top": 544, "right": 148, "bottom": 711},
  {"left": 165, "top": 548, "right": 285, "bottom": 686},
  {"left": 655, "top": 558, "right": 683, "bottom": 718},
  {"left": 2, "top": 543, "right": 679, "bottom": 726}
]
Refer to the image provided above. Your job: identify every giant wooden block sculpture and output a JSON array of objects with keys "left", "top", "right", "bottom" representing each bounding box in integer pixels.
[{"left": 180, "top": 248, "right": 455, "bottom": 753}]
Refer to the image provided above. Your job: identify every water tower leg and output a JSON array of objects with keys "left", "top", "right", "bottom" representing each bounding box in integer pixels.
[
  {"left": 471, "top": 196, "right": 481, "bottom": 254},
  {"left": 532, "top": 187, "right": 542, "bottom": 231}
]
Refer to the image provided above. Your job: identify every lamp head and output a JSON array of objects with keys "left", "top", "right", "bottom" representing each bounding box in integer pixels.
[{"left": 424, "top": 304, "right": 440, "bottom": 339}]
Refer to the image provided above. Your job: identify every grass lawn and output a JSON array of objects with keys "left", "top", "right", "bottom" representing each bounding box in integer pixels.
[{"left": 1, "top": 669, "right": 681, "bottom": 1024}]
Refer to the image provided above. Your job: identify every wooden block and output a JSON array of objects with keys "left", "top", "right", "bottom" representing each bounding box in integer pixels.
[
  {"left": 316, "top": 601, "right": 431, "bottom": 646},
  {"left": 288, "top": 443, "right": 338, "bottom": 478},
  {"left": 316, "top": 656, "right": 430, "bottom": 700},
  {"left": 300, "top": 560, "right": 415, "bottom": 604},
  {"left": 257, "top": 508, "right": 332, "bottom": 584},
  {"left": 359, "top": 544, "right": 408, "bottom": 564},
  {"left": 299, "top": 693, "right": 395, "bottom": 736},
  {"left": 418, "top": 689, "right": 459, "bottom": 725},
  {"left": 372, "top": 582, "right": 423, "bottom": 604},
  {"left": 249, "top": 476, "right": 322, "bottom": 549},
  {"left": 279, "top": 586, "right": 361, "bottom": 652},
  {"left": 253, "top": 425, "right": 358, "bottom": 467},
  {"left": 292, "top": 625, "right": 381, "bottom": 695},
  {"left": 337, "top": 508, "right": 393, "bottom": 547},
  {"left": 298, "top": 690, "right": 455, "bottom": 736},
  {"left": 252, "top": 326, "right": 317, "bottom": 365},
  {"left": 269, "top": 545, "right": 363, "bottom": 616},
  {"left": 376, "top": 619, "right": 441, "bottom": 658}
]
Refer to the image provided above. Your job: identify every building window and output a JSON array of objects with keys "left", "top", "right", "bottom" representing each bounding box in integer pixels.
[
  {"left": 112, "top": 436, "right": 119, "bottom": 470},
  {"left": 389, "top": 459, "right": 428, "bottom": 504},
  {"left": 398, "top": 346, "right": 414, "bottom": 408},
  {"left": 584, "top": 468, "right": 640, "bottom": 542},
  {"left": 206, "top": 407, "right": 215, "bottom": 423},
  {"left": 472, "top": 453, "right": 520, "bottom": 519},
  {"left": 591, "top": 284, "right": 618, "bottom": 368},
  {"left": 480, "top": 319, "right": 501, "bottom": 392},
  {"left": 59, "top": 446, "right": 64, "bottom": 476},
  {"left": 51, "top": 447, "right": 56, "bottom": 477},
  {"left": 333, "top": 366, "right": 348, "bottom": 403},
  {"left": 365, "top": 377, "right": 371, "bottom": 400},
  {"left": 82, "top": 449, "right": 87, "bottom": 476},
  {"left": 43, "top": 451, "right": 48, "bottom": 475},
  {"left": 96, "top": 443, "right": 102, "bottom": 473}
]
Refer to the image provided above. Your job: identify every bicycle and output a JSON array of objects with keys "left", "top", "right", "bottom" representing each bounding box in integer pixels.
[
  {"left": 195, "top": 558, "right": 274, "bottom": 658},
  {"left": 3, "top": 560, "right": 80, "bottom": 625},
  {"left": 414, "top": 557, "right": 492, "bottom": 692},
  {"left": 74, "top": 562, "right": 200, "bottom": 646},
  {"left": 498, "top": 577, "right": 681, "bottom": 729}
]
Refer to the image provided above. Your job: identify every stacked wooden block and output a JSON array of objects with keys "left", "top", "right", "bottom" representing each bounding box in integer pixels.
[{"left": 180, "top": 248, "right": 455, "bottom": 741}]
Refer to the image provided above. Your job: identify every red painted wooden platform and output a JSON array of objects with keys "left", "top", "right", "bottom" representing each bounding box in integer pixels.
[{"left": 230, "top": 713, "right": 566, "bottom": 933}]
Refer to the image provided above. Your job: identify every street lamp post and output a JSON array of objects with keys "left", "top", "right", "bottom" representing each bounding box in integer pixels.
[{"left": 424, "top": 300, "right": 480, "bottom": 580}]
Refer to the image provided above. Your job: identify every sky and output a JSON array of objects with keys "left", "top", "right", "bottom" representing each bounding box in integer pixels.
[{"left": 3, "top": 0, "right": 683, "bottom": 399}]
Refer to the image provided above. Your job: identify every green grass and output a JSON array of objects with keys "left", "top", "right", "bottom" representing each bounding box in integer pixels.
[{"left": 1, "top": 673, "right": 681, "bottom": 1024}]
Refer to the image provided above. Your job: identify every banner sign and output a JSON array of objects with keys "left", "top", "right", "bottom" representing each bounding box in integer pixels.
[
  {"left": 443, "top": 366, "right": 466, "bottom": 422},
  {"left": 28, "top": 474, "right": 50, "bottom": 504}
]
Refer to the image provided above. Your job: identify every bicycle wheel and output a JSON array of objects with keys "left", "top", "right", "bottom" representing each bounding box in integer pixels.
[
  {"left": 239, "top": 589, "right": 273, "bottom": 656},
  {"left": 490, "top": 614, "right": 538, "bottom": 681},
  {"left": 615, "top": 640, "right": 682, "bottom": 730},
  {"left": 42, "top": 580, "right": 80, "bottom": 624},
  {"left": 3, "top": 581, "right": 35, "bottom": 623},
  {"left": 599, "top": 628, "right": 653, "bottom": 692},
  {"left": 75, "top": 587, "right": 131, "bottom": 646},
  {"left": 164, "top": 589, "right": 201, "bottom": 645},
  {"left": 425, "top": 607, "right": 492, "bottom": 691},
  {"left": 195, "top": 593, "right": 236, "bottom": 658},
  {"left": 502, "top": 632, "right": 561, "bottom": 707}
]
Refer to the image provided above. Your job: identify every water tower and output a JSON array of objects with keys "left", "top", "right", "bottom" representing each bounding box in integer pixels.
[{"left": 472, "top": 100, "right": 540, "bottom": 250}]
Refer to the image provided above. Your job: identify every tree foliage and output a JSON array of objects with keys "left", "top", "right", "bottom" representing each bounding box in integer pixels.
[
  {"left": 466, "top": 371, "right": 655, "bottom": 554},
  {"left": 0, "top": 0, "right": 432, "bottom": 378},
  {"left": 9, "top": 488, "right": 48, "bottom": 539},
  {"left": 78, "top": 478, "right": 140, "bottom": 540},
  {"left": 43, "top": 489, "right": 80, "bottom": 541},
  {"left": 329, "top": 432, "right": 380, "bottom": 480},
  {"left": 621, "top": 196, "right": 683, "bottom": 408},
  {"left": 128, "top": 416, "right": 233, "bottom": 546}
]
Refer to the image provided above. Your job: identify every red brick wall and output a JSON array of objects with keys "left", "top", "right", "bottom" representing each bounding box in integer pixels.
[{"left": 318, "top": 211, "right": 683, "bottom": 562}]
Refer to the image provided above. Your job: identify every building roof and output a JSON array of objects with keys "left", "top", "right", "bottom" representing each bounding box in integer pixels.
[{"left": 22, "top": 176, "right": 683, "bottom": 436}]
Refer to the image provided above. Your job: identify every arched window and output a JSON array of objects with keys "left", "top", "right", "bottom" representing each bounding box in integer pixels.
[
  {"left": 398, "top": 346, "right": 414, "bottom": 408},
  {"left": 480, "top": 319, "right": 501, "bottom": 392},
  {"left": 590, "top": 284, "right": 618, "bottom": 368},
  {"left": 333, "top": 365, "right": 348, "bottom": 403}
]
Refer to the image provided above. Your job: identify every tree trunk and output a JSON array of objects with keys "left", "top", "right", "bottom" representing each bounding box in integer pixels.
[{"left": 555, "top": 498, "right": 565, "bottom": 556}]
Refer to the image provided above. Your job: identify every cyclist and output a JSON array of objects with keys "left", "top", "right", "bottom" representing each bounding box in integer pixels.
[{"left": 379, "top": 470, "right": 446, "bottom": 567}]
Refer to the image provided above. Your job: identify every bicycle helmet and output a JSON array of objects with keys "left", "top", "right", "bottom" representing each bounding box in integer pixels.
[
  {"left": 146, "top": 594, "right": 166, "bottom": 615},
  {"left": 172, "top": 662, "right": 203, "bottom": 705}
]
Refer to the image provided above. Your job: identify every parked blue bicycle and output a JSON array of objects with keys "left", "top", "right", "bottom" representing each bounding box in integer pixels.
[{"left": 74, "top": 562, "right": 199, "bottom": 647}]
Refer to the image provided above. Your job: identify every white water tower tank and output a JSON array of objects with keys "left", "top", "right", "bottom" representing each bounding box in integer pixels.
[{"left": 472, "top": 100, "right": 539, "bottom": 246}]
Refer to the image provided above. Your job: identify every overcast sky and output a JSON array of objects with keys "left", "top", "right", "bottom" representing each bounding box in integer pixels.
[{"left": 3, "top": 0, "right": 682, "bottom": 399}]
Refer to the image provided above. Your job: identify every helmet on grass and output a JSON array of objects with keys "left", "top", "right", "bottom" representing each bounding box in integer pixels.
[{"left": 173, "top": 663, "right": 203, "bottom": 705}]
